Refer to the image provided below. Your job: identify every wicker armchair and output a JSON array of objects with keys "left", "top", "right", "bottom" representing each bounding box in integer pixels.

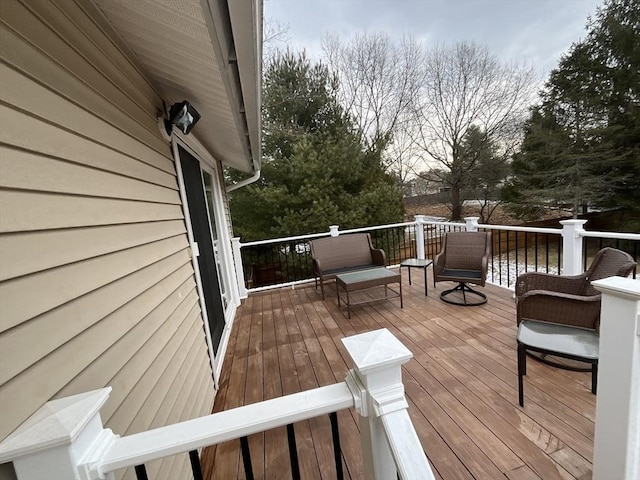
[
  {"left": 516, "top": 247, "right": 636, "bottom": 332},
  {"left": 434, "top": 231, "right": 492, "bottom": 306}
]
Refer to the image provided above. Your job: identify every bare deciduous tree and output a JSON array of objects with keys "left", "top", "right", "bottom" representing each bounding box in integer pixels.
[
  {"left": 263, "top": 19, "right": 289, "bottom": 59},
  {"left": 322, "top": 32, "right": 423, "bottom": 186},
  {"left": 413, "top": 41, "right": 538, "bottom": 220}
]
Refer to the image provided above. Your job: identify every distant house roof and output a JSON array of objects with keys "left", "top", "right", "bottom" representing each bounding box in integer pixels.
[{"left": 93, "top": 0, "right": 262, "bottom": 174}]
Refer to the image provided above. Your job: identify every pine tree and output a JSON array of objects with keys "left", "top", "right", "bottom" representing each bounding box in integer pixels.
[
  {"left": 229, "top": 51, "right": 404, "bottom": 241},
  {"left": 504, "top": 0, "right": 639, "bottom": 221}
]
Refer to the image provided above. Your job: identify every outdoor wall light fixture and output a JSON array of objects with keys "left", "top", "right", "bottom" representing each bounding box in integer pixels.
[{"left": 163, "top": 100, "right": 201, "bottom": 136}]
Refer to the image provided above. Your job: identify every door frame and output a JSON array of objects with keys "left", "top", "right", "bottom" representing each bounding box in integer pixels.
[{"left": 170, "top": 135, "right": 239, "bottom": 388}]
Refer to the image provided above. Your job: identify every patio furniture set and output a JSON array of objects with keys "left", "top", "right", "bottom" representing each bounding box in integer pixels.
[{"left": 311, "top": 232, "right": 636, "bottom": 406}]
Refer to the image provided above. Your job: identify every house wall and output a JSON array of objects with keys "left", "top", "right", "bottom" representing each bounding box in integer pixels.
[{"left": 0, "top": 1, "right": 216, "bottom": 478}]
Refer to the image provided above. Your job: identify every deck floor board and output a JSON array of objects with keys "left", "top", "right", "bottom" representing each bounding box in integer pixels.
[{"left": 203, "top": 270, "right": 594, "bottom": 479}]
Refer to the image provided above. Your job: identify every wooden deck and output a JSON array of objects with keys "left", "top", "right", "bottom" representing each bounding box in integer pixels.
[{"left": 201, "top": 270, "right": 595, "bottom": 480}]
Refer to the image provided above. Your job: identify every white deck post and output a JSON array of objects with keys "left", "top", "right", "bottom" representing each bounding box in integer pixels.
[
  {"left": 414, "top": 215, "right": 426, "bottom": 260},
  {"left": 329, "top": 225, "right": 340, "bottom": 237},
  {"left": 231, "top": 237, "right": 248, "bottom": 299},
  {"left": 0, "top": 388, "right": 116, "bottom": 480},
  {"left": 591, "top": 277, "right": 640, "bottom": 480},
  {"left": 464, "top": 216, "right": 479, "bottom": 232},
  {"left": 343, "top": 328, "right": 434, "bottom": 480},
  {"left": 560, "top": 219, "right": 587, "bottom": 275}
]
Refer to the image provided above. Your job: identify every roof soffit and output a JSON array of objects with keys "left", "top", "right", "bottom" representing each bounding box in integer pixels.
[{"left": 91, "top": 0, "right": 261, "bottom": 173}]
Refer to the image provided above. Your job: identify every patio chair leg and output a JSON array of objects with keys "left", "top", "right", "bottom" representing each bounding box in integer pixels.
[
  {"left": 517, "top": 342, "right": 526, "bottom": 407},
  {"left": 440, "top": 282, "right": 487, "bottom": 306},
  {"left": 433, "top": 267, "right": 436, "bottom": 288},
  {"left": 424, "top": 268, "right": 428, "bottom": 296}
]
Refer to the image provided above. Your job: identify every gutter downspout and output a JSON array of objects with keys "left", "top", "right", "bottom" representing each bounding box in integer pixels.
[{"left": 226, "top": 168, "right": 261, "bottom": 192}]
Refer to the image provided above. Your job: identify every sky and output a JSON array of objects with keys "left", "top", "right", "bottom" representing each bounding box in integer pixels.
[{"left": 264, "top": 0, "right": 604, "bottom": 79}]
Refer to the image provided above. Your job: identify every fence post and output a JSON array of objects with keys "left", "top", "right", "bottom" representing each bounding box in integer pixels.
[
  {"left": 0, "top": 388, "right": 116, "bottom": 480},
  {"left": 343, "top": 328, "right": 434, "bottom": 480},
  {"left": 329, "top": 225, "right": 340, "bottom": 237},
  {"left": 464, "top": 217, "right": 480, "bottom": 232},
  {"left": 414, "top": 215, "right": 426, "bottom": 260},
  {"left": 231, "top": 237, "right": 248, "bottom": 299},
  {"left": 560, "top": 219, "right": 587, "bottom": 275},
  {"left": 591, "top": 277, "right": 640, "bottom": 480}
]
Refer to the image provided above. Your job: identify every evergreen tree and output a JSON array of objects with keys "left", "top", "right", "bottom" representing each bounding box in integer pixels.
[
  {"left": 229, "top": 51, "right": 404, "bottom": 241},
  {"left": 504, "top": 0, "right": 639, "bottom": 221},
  {"left": 462, "top": 126, "right": 510, "bottom": 223}
]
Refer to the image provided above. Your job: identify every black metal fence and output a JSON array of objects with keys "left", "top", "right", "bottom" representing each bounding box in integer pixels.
[
  {"left": 239, "top": 222, "right": 639, "bottom": 291},
  {"left": 133, "top": 412, "right": 344, "bottom": 480},
  {"left": 240, "top": 224, "right": 418, "bottom": 289},
  {"left": 485, "top": 229, "right": 563, "bottom": 288},
  {"left": 583, "top": 235, "right": 639, "bottom": 278},
  {"left": 241, "top": 239, "right": 317, "bottom": 289}
]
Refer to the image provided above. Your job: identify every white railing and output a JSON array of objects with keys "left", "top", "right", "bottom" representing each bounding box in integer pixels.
[
  {"left": 232, "top": 221, "right": 419, "bottom": 297},
  {"left": 0, "top": 329, "right": 435, "bottom": 480},
  {"left": 233, "top": 216, "right": 639, "bottom": 296},
  {"left": 592, "top": 277, "right": 640, "bottom": 480}
]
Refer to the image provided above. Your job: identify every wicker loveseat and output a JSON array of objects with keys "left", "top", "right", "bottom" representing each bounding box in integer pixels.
[
  {"left": 515, "top": 247, "right": 636, "bottom": 332},
  {"left": 310, "top": 233, "right": 386, "bottom": 299}
]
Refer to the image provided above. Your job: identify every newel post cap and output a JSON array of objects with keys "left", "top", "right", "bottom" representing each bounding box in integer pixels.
[
  {"left": 592, "top": 276, "right": 640, "bottom": 300},
  {"left": 464, "top": 217, "right": 480, "bottom": 231},
  {"left": 0, "top": 387, "right": 112, "bottom": 463},
  {"left": 342, "top": 329, "right": 412, "bottom": 376}
]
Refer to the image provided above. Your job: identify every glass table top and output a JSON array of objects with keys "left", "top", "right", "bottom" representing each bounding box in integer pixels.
[
  {"left": 517, "top": 320, "right": 599, "bottom": 360},
  {"left": 336, "top": 267, "right": 398, "bottom": 284},
  {"left": 400, "top": 258, "right": 433, "bottom": 267}
]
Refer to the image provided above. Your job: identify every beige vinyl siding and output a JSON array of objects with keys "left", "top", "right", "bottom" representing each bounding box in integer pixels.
[{"left": 0, "top": 2, "right": 216, "bottom": 479}]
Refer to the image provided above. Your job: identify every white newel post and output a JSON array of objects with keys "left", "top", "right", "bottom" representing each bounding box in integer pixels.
[
  {"left": 329, "top": 225, "right": 340, "bottom": 237},
  {"left": 342, "top": 329, "right": 435, "bottom": 480},
  {"left": 464, "top": 216, "right": 479, "bottom": 232},
  {"left": 414, "top": 215, "right": 426, "bottom": 260},
  {"left": 560, "top": 219, "right": 587, "bottom": 275},
  {"left": 591, "top": 277, "right": 640, "bottom": 480},
  {"left": 0, "top": 388, "right": 116, "bottom": 480},
  {"left": 231, "top": 237, "right": 248, "bottom": 299}
]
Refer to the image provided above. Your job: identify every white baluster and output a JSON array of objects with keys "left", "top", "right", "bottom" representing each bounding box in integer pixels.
[
  {"left": 464, "top": 216, "right": 480, "bottom": 232},
  {"left": 560, "top": 219, "right": 587, "bottom": 275},
  {"left": 343, "top": 328, "right": 435, "bottom": 480},
  {"left": 414, "top": 215, "right": 426, "bottom": 260},
  {"left": 231, "top": 237, "right": 248, "bottom": 299},
  {"left": 0, "top": 388, "right": 116, "bottom": 480},
  {"left": 592, "top": 277, "right": 640, "bottom": 480}
]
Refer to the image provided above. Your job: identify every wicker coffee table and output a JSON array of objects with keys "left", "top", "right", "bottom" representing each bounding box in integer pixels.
[{"left": 336, "top": 268, "right": 402, "bottom": 318}]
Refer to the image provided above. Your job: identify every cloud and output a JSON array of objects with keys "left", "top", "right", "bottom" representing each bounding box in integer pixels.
[{"left": 265, "top": 0, "right": 601, "bottom": 76}]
